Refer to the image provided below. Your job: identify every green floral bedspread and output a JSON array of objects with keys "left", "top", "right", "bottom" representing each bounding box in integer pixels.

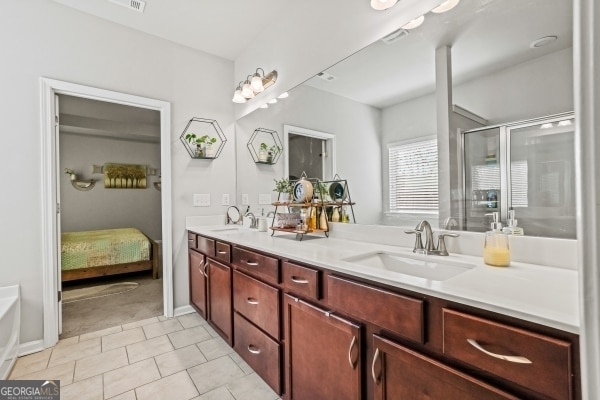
[{"left": 61, "top": 228, "right": 150, "bottom": 271}]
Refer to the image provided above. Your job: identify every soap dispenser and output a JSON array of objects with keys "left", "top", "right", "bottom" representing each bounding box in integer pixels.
[
  {"left": 502, "top": 208, "right": 524, "bottom": 235},
  {"left": 483, "top": 212, "right": 510, "bottom": 267}
]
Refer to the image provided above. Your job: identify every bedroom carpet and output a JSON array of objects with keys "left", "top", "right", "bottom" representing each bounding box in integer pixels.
[
  {"left": 60, "top": 272, "right": 163, "bottom": 339},
  {"left": 63, "top": 281, "right": 139, "bottom": 303}
]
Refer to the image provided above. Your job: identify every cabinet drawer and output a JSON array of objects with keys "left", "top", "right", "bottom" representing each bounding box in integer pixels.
[
  {"left": 232, "top": 247, "right": 279, "bottom": 285},
  {"left": 327, "top": 275, "right": 424, "bottom": 343},
  {"left": 187, "top": 231, "right": 196, "bottom": 249},
  {"left": 282, "top": 261, "right": 320, "bottom": 301},
  {"left": 196, "top": 235, "right": 215, "bottom": 257},
  {"left": 443, "top": 309, "right": 572, "bottom": 400},
  {"left": 233, "top": 270, "right": 280, "bottom": 339},
  {"left": 215, "top": 241, "right": 231, "bottom": 264},
  {"left": 234, "top": 312, "right": 281, "bottom": 394}
]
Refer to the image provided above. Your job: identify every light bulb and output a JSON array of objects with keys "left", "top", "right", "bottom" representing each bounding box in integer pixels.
[
  {"left": 278, "top": 92, "right": 289, "bottom": 99},
  {"left": 232, "top": 89, "right": 246, "bottom": 103},
  {"left": 268, "top": 98, "right": 278, "bottom": 104},
  {"left": 259, "top": 104, "right": 269, "bottom": 109},
  {"left": 402, "top": 15, "right": 425, "bottom": 30},
  {"left": 431, "top": 0, "right": 460, "bottom": 13},
  {"left": 241, "top": 82, "right": 254, "bottom": 98},
  {"left": 251, "top": 73, "right": 264, "bottom": 93},
  {"left": 370, "top": 0, "right": 398, "bottom": 11}
]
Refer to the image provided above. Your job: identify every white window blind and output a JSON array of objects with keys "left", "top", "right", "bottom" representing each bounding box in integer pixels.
[{"left": 388, "top": 138, "right": 438, "bottom": 212}]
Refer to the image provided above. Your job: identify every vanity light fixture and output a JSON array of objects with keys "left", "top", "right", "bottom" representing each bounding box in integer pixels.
[
  {"left": 232, "top": 69, "right": 278, "bottom": 103},
  {"left": 370, "top": 0, "right": 398, "bottom": 10},
  {"left": 431, "top": 0, "right": 460, "bottom": 13},
  {"left": 402, "top": 15, "right": 425, "bottom": 30}
]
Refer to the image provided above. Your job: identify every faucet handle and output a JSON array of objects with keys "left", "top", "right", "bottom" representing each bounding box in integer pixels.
[
  {"left": 405, "top": 230, "right": 424, "bottom": 253},
  {"left": 437, "top": 232, "right": 460, "bottom": 256}
]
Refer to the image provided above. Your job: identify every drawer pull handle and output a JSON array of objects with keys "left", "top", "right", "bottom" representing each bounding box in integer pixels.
[
  {"left": 246, "top": 260, "right": 259, "bottom": 266},
  {"left": 247, "top": 345, "right": 261, "bottom": 355},
  {"left": 348, "top": 335, "right": 358, "bottom": 369},
  {"left": 291, "top": 276, "right": 309, "bottom": 284},
  {"left": 202, "top": 261, "right": 209, "bottom": 278},
  {"left": 217, "top": 250, "right": 228, "bottom": 254},
  {"left": 371, "top": 348, "right": 382, "bottom": 384},
  {"left": 467, "top": 339, "right": 532, "bottom": 364},
  {"left": 247, "top": 297, "right": 259, "bottom": 305}
]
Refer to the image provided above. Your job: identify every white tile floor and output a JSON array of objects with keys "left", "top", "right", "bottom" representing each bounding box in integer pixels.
[{"left": 9, "top": 313, "right": 281, "bottom": 400}]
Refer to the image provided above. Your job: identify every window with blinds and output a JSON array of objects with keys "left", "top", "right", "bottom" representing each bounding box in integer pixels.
[{"left": 388, "top": 137, "right": 438, "bottom": 213}]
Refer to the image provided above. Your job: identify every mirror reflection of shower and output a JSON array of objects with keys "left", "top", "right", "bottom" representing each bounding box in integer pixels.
[{"left": 288, "top": 134, "right": 325, "bottom": 180}]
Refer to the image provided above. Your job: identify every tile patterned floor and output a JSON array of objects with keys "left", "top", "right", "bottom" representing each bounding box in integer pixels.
[{"left": 9, "top": 313, "right": 281, "bottom": 400}]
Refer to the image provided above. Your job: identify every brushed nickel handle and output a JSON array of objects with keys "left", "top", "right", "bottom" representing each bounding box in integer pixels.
[
  {"left": 348, "top": 336, "right": 358, "bottom": 369},
  {"left": 467, "top": 339, "right": 532, "bottom": 364},
  {"left": 247, "top": 345, "right": 261, "bottom": 355},
  {"left": 291, "top": 276, "right": 309, "bottom": 284},
  {"left": 202, "top": 261, "right": 209, "bottom": 278},
  {"left": 217, "top": 250, "right": 227, "bottom": 254},
  {"left": 371, "top": 348, "right": 382, "bottom": 384},
  {"left": 246, "top": 260, "right": 259, "bottom": 266},
  {"left": 246, "top": 297, "right": 259, "bottom": 305}
]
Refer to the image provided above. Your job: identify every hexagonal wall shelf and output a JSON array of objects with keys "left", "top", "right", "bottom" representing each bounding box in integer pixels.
[
  {"left": 180, "top": 117, "right": 227, "bottom": 159},
  {"left": 247, "top": 128, "right": 283, "bottom": 165}
]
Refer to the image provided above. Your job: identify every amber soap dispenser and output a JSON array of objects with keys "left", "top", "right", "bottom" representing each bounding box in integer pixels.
[{"left": 483, "top": 212, "right": 510, "bottom": 267}]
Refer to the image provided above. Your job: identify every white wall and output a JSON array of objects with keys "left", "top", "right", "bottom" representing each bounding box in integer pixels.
[
  {"left": 236, "top": 84, "right": 382, "bottom": 224},
  {"left": 0, "top": 0, "right": 236, "bottom": 345},
  {"left": 59, "top": 134, "right": 162, "bottom": 240}
]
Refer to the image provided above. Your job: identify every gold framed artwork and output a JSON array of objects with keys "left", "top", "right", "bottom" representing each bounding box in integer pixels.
[{"left": 103, "top": 163, "right": 147, "bottom": 189}]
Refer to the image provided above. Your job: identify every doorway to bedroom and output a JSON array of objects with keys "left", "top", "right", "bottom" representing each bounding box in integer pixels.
[{"left": 57, "top": 94, "right": 164, "bottom": 338}]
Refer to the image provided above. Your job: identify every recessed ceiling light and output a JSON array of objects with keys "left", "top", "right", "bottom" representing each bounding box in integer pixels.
[
  {"left": 259, "top": 104, "right": 269, "bottom": 109},
  {"left": 431, "top": 0, "right": 460, "bottom": 13},
  {"left": 268, "top": 98, "right": 278, "bottom": 104},
  {"left": 529, "top": 35, "right": 558, "bottom": 49},
  {"left": 370, "top": 0, "right": 398, "bottom": 11},
  {"left": 540, "top": 123, "right": 554, "bottom": 129},
  {"left": 558, "top": 120, "right": 572, "bottom": 127},
  {"left": 402, "top": 15, "right": 425, "bottom": 30},
  {"left": 278, "top": 92, "right": 289, "bottom": 99}
]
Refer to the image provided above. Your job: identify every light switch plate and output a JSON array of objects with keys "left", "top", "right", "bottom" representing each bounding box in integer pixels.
[
  {"left": 222, "top": 194, "right": 230, "bottom": 206},
  {"left": 242, "top": 194, "right": 249, "bottom": 205},
  {"left": 259, "top": 193, "right": 272, "bottom": 205},
  {"left": 193, "top": 193, "right": 210, "bottom": 207}
]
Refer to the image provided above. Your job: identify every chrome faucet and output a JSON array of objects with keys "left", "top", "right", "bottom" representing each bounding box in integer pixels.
[
  {"left": 405, "top": 220, "right": 459, "bottom": 256},
  {"left": 244, "top": 211, "right": 258, "bottom": 229}
]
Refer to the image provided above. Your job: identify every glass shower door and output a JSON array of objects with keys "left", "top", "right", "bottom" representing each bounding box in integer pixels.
[{"left": 507, "top": 115, "right": 576, "bottom": 238}]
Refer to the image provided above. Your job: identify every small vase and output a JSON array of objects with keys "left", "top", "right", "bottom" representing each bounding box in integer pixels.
[
  {"left": 258, "top": 149, "right": 268, "bottom": 162},
  {"left": 279, "top": 193, "right": 290, "bottom": 203},
  {"left": 205, "top": 144, "right": 215, "bottom": 158},
  {"left": 195, "top": 144, "right": 205, "bottom": 158}
]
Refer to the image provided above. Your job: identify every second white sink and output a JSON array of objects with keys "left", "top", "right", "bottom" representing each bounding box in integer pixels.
[{"left": 343, "top": 251, "right": 475, "bottom": 281}]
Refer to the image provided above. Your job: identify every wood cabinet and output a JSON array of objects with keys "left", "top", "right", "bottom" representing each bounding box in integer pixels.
[
  {"left": 284, "top": 294, "right": 361, "bottom": 400},
  {"left": 188, "top": 232, "right": 580, "bottom": 399},
  {"left": 207, "top": 258, "right": 232, "bottom": 345},
  {"left": 188, "top": 249, "right": 207, "bottom": 318},
  {"left": 372, "top": 334, "right": 518, "bottom": 400}
]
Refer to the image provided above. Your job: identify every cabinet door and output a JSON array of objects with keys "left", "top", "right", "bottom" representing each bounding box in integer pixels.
[
  {"left": 371, "top": 335, "right": 518, "bottom": 400},
  {"left": 284, "top": 294, "right": 361, "bottom": 400},
  {"left": 207, "top": 258, "right": 232, "bottom": 345},
  {"left": 189, "top": 250, "right": 207, "bottom": 319}
]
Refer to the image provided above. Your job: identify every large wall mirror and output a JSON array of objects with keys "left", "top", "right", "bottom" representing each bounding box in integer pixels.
[{"left": 235, "top": 0, "right": 574, "bottom": 238}]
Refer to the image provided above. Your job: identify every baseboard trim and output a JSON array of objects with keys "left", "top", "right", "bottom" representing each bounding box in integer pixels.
[
  {"left": 174, "top": 305, "right": 194, "bottom": 317},
  {"left": 19, "top": 339, "right": 46, "bottom": 356}
]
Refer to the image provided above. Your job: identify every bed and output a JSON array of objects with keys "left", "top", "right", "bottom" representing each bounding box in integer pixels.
[{"left": 61, "top": 228, "right": 159, "bottom": 282}]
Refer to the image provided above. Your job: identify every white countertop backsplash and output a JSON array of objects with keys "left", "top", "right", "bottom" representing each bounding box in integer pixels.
[{"left": 186, "top": 216, "right": 580, "bottom": 333}]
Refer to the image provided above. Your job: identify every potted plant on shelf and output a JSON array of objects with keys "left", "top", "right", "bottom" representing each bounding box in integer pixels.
[
  {"left": 185, "top": 133, "right": 217, "bottom": 158},
  {"left": 259, "top": 143, "right": 282, "bottom": 163},
  {"left": 273, "top": 177, "right": 293, "bottom": 202}
]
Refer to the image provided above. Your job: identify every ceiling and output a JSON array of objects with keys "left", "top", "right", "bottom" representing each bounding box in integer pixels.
[
  {"left": 304, "top": 0, "right": 573, "bottom": 108},
  {"left": 51, "top": 0, "right": 572, "bottom": 110},
  {"left": 51, "top": 0, "right": 291, "bottom": 61}
]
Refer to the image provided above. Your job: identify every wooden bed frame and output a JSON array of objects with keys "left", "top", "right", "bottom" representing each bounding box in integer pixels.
[{"left": 61, "top": 236, "right": 160, "bottom": 282}]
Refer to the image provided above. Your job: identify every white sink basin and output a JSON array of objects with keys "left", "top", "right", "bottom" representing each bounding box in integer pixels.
[{"left": 342, "top": 251, "right": 475, "bottom": 281}]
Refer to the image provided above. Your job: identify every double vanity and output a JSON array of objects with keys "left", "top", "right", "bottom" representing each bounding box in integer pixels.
[{"left": 187, "top": 224, "right": 580, "bottom": 399}]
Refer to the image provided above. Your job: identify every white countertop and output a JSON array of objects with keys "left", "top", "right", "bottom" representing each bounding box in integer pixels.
[{"left": 188, "top": 225, "right": 580, "bottom": 334}]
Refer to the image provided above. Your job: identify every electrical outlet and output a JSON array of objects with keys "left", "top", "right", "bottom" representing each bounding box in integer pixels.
[
  {"left": 193, "top": 193, "right": 210, "bottom": 207},
  {"left": 222, "top": 193, "right": 230, "bottom": 206},
  {"left": 242, "top": 194, "right": 249, "bottom": 205},
  {"left": 259, "top": 193, "right": 272, "bottom": 205}
]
